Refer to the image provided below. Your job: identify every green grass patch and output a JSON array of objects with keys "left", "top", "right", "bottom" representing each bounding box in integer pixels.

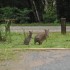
[
  {"left": 0, "top": 32, "right": 70, "bottom": 48},
  {"left": 0, "top": 49, "right": 21, "bottom": 61},
  {"left": 0, "top": 32, "right": 70, "bottom": 61}
]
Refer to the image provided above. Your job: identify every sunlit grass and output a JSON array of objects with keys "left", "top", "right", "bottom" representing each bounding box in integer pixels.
[{"left": 0, "top": 32, "right": 70, "bottom": 48}]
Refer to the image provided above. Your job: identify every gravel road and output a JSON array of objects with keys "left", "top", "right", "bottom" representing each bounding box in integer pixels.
[
  {"left": 0, "top": 50, "right": 70, "bottom": 70},
  {"left": 10, "top": 26, "right": 70, "bottom": 32}
]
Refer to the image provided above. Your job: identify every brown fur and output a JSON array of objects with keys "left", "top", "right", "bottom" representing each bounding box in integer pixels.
[
  {"left": 34, "top": 29, "right": 49, "bottom": 45},
  {"left": 24, "top": 31, "right": 32, "bottom": 45}
]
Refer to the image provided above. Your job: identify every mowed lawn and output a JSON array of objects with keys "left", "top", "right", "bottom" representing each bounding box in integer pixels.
[{"left": 0, "top": 32, "right": 70, "bottom": 48}]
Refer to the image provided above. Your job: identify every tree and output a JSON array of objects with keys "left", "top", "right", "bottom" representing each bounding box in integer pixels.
[
  {"left": 0, "top": 0, "right": 45, "bottom": 22},
  {"left": 44, "top": 0, "right": 57, "bottom": 22},
  {"left": 56, "top": 0, "right": 70, "bottom": 22},
  {"left": 0, "top": 7, "right": 31, "bottom": 23}
]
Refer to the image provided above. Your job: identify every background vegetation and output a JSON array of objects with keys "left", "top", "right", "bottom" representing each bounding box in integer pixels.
[
  {"left": 0, "top": 0, "right": 58, "bottom": 24},
  {"left": 0, "top": 0, "right": 70, "bottom": 24}
]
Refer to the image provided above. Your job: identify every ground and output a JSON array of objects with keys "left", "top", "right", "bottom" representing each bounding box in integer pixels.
[
  {"left": 10, "top": 26, "right": 70, "bottom": 32},
  {"left": 0, "top": 26, "right": 70, "bottom": 70},
  {"left": 0, "top": 49, "right": 70, "bottom": 70}
]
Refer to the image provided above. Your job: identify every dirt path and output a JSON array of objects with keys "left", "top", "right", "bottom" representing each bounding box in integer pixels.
[
  {"left": 10, "top": 26, "right": 70, "bottom": 32},
  {"left": 0, "top": 50, "right": 70, "bottom": 70}
]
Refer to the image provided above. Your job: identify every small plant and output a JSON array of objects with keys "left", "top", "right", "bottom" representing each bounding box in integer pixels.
[
  {"left": 0, "top": 25, "right": 6, "bottom": 41},
  {"left": 54, "top": 19, "right": 60, "bottom": 24},
  {"left": 5, "top": 19, "right": 11, "bottom": 42}
]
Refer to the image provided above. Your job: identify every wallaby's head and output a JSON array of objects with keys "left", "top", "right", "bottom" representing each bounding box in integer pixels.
[
  {"left": 29, "top": 31, "right": 32, "bottom": 37},
  {"left": 44, "top": 29, "right": 49, "bottom": 36}
]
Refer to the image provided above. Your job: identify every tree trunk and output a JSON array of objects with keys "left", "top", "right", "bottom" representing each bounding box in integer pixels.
[{"left": 30, "top": 0, "right": 41, "bottom": 22}]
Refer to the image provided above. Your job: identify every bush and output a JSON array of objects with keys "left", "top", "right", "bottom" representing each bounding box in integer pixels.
[
  {"left": 0, "top": 7, "right": 15, "bottom": 19},
  {"left": 0, "top": 7, "right": 31, "bottom": 23},
  {"left": 43, "top": 8, "right": 57, "bottom": 23},
  {"left": 16, "top": 8, "right": 31, "bottom": 23},
  {"left": 0, "top": 25, "right": 6, "bottom": 41},
  {"left": 43, "top": 0, "right": 57, "bottom": 23}
]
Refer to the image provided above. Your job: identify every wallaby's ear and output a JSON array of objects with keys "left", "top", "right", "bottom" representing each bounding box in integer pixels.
[
  {"left": 29, "top": 31, "right": 32, "bottom": 34},
  {"left": 44, "top": 29, "right": 47, "bottom": 32},
  {"left": 29, "top": 31, "right": 31, "bottom": 33},
  {"left": 44, "top": 29, "right": 49, "bottom": 32},
  {"left": 23, "top": 29, "right": 26, "bottom": 38},
  {"left": 44, "top": 29, "right": 49, "bottom": 36}
]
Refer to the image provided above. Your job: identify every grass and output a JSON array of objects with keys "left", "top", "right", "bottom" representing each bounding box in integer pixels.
[
  {"left": 0, "top": 49, "right": 21, "bottom": 61},
  {"left": 0, "top": 32, "right": 70, "bottom": 48},
  {"left": 0, "top": 32, "right": 70, "bottom": 61}
]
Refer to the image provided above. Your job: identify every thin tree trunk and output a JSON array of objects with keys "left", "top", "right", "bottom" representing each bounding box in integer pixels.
[
  {"left": 30, "top": 0, "right": 41, "bottom": 22},
  {"left": 32, "top": 0, "right": 40, "bottom": 22}
]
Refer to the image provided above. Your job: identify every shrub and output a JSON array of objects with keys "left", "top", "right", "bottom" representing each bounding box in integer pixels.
[
  {"left": 0, "top": 7, "right": 31, "bottom": 23},
  {"left": 43, "top": 0, "right": 57, "bottom": 23},
  {"left": 16, "top": 8, "right": 31, "bottom": 23}
]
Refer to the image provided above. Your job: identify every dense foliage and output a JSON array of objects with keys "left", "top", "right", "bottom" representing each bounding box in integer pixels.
[
  {"left": 44, "top": 0, "right": 57, "bottom": 23},
  {"left": 0, "top": 0, "right": 45, "bottom": 22},
  {"left": 0, "top": 0, "right": 69, "bottom": 23},
  {"left": 56, "top": 0, "right": 70, "bottom": 21},
  {"left": 0, "top": 7, "right": 31, "bottom": 23}
]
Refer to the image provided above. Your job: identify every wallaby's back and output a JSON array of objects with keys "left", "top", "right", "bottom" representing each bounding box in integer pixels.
[
  {"left": 24, "top": 31, "right": 32, "bottom": 45},
  {"left": 34, "top": 29, "right": 49, "bottom": 45}
]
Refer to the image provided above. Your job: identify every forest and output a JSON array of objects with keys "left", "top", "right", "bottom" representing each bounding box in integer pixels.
[{"left": 0, "top": 0, "right": 70, "bottom": 23}]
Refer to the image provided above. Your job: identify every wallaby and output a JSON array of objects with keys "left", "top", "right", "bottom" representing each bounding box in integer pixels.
[
  {"left": 34, "top": 29, "right": 49, "bottom": 45},
  {"left": 24, "top": 31, "right": 32, "bottom": 45}
]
